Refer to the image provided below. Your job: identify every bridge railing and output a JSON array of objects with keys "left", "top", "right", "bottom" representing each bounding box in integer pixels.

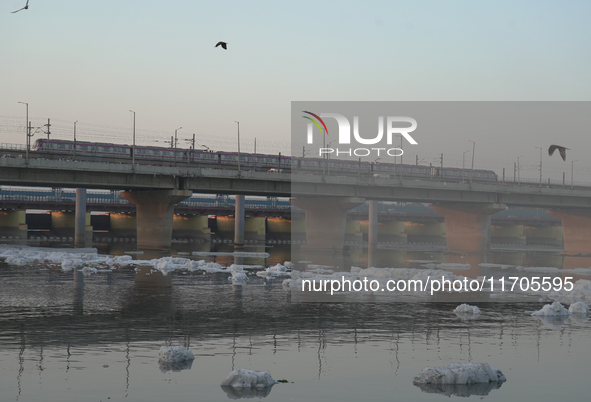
[
  {"left": 501, "top": 177, "right": 591, "bottom": 188},
  {"left": 0, "top": 143, "right": 27, "bottom": 151}
]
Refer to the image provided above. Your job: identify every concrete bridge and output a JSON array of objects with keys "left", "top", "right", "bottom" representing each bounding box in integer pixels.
[
  {"left": 0, "top": 188, "right": 563, "bottom": 248},
  {"left": 2, "top": 156, "right": 591, "bottom": 253}
]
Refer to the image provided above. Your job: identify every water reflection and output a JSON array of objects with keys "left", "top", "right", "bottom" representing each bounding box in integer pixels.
[
  {"left": 1, "top": 244, "right": 591, "bottom": 401},
  {"left": 220, "top": 385, "right": 275, "bottom": 400},
  {"left": 158, "top": 359, "right": 194, "bottom": 372},
  {"left": 414, "top": 381, "right": 504, "bottom": 397}
]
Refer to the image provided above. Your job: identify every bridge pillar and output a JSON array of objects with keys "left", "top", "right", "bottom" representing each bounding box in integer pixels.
[
  {"left": 429, "top": 203, "right": 506, "bottom": 252},
  {"left": 121, "top": 190, "right": 192, "bottom": 250},
  {"left": 546, "top": 209, "right": 591, "bottom": 254},
  {"left": 234, "top": 195, "right": 245, "bottom": 247},
  {"left": 75, "top": 188, "right": 87, "bottom": 247},
  {"left": 290, "top": 197, "right": 365, "bottom": 253}
]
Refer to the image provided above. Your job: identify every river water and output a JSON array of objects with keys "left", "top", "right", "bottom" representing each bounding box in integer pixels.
[{"left": 1, "top": 243, "right": 590, "bottom": 401}]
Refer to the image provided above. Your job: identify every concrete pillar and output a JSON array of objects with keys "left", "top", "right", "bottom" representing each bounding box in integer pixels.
[
  {"left": 289, "top": 197, "right": 365, "bottom": 253},
  {"left": 121, "top": 190, "right": 192, "bottom": 250},
  {"left": 234, "top": 195, "right": 245, "bottom": 247},
  {"left": 429, "top": 203, "right": 506, "bottom": 252},
  {"left": 75, "top": 188, "right": 87, "bottom": 247},
  {"left": 546, "top": 209, "right": 591, "bottom": 254}
]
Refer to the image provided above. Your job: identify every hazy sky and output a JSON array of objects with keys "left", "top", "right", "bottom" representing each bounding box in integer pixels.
[{"left": 1, "top": 1, "right": 590, "bottom": 180}]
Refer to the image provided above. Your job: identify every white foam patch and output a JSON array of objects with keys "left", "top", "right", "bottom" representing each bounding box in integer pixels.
[
  {"left": 561, "top": 268, "right": 591, "bottom": 276},
  {"left": 221, "top": 369, "right": 277, "bottom": 389},
  {"left": 517, "top": 266, "right": 561, "bottom": 273},
  {"left": 408, "top": 260, "right": 439, "bottom": 263},
  {"left": 568, "top": 301, "right": 590, "bottom": 315},
  {"left": 454, "top": 304, "right": 481, "bottom": 318},
  {"left": 158, "top": 346, "right": 194, "bottom": 362},
  {"left": 191, "top": 251, "right": 270, "bottom": 258},
  {"left": 81, "top": 266, "right": 98, "bottom": 276},
  {"left": 229, "top": 265, "right": 248, "bottom": 284},
  {"left": 256, "top": 263, "right": 291, "bottom": 278},
  {"left": 531, "top": 302, "right": 569, "bottom": 316},
  {"left": 478, "top": 263, "right": 514, "bottom": 269},
  {"left": 413, "top": 363, "right": 506, "bottom": 385}
]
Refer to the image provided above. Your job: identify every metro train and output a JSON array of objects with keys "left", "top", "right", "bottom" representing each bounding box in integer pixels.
[{"left": 31, "top": 138, "right": 498, "bottom": 182}]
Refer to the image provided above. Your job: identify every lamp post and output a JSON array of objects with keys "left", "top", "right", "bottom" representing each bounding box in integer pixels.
[
  {"left": 571, "top": 159, "right": 579, "bottom": 188},
  {"left": 235, "top": 121, "right": 241, "bottom": 171},
  {"left": 129, "top": 110, "right": 136, "bottom": 166},
  {"left": 174, "top": 127, "right": 182, "bottom": 162},
  {"left": 462, "top": 150, "right": 470, "bottom": 182},
  {"left": 517, "top": 155, "right": 524, "bottom": 182},
  {"left": 535, "top": 146, "right": 542, "bottom": 187},
  {"left": 399, "top": 135, "right": 403, "bottom": 165},
  {"left": 468, "top": 140, "right": 475, "bottom": 182},
  {"left": 183, "top": 134, "right": 196, "bottom": 165},
  {"left": 73, "top": 121, "right": 78, "bottom": 157},
  {"left": 18, "top": 102, "right": 28, "bottom": 161}
]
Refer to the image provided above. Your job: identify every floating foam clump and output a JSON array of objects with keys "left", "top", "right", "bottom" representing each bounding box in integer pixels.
[
  {"left": 454, "top": 304, "right": 481, "bottom": 318},
  {"left": 230, "top": 272, "right": 248, "bottom": 285},
  {"left": 221, "top": 369, "right": 277, "bottom": 389},
  {"left": 568, "top": 301, "right": 590, "bottom": 315},
  {"left": 158, "top": 346, "right": 194, "bottom": 363},
  {"left": 413, "top": 363, "right": 506, "bottom": 385},
  {"left": 531, "top": 302, "right": 569, "bottom": 316},
  {"left": 61, "top": 259, "right": 85, "bottom": 272},
  {"left": 256, "top": 263, "right": 291, "bottom": 278}
]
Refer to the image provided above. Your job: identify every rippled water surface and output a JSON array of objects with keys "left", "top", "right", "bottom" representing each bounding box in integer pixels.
[{"left": 1, "top": 245, "right": 590, "bottom": 401}]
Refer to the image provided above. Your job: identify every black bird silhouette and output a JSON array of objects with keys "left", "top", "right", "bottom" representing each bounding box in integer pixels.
[
  {"left": 548, "top": 144, "right": 569, "bottom": 161},
  {"left": 215, "top": 41, "right": 227, "bottom": 50},
  {"left": 11, "top": 0, "right": 29, "bottom": 13}
]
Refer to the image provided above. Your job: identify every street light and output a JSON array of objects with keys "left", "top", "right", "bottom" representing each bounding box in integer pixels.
[
  {"left": 517, "top": 155, "right": 524, "bottom": 182},
  {"left": 535, "top": 146, "right": 542, "bottom": 187},
  {"left": 468, "top": 140, "right": 475, "bottom": 182},
  {"left": 325, "top": 139, "right": 337, "bottom": 175},
  {"left": 183, "top": 134, "right": 196, "bottom": 165},
  {"left": 235, "top": 121, "right": 241, "bottom": 171},
  {"left": 73, "top": 121, "right": 78, "bottom": 157},
  {"left": 174, "top": 127, "right": 182, "bottom": 162},
  {"left": 462, "top": 150, "right": 470, "bottom": 182},
  {"left": 572, "top": 159, "right": 579, "bottom": 188},
  {"left": 18, "top": 102, "right": 28, "bottom": 161},
  {"left": 129, "top": 110, "right": 136, "bottom": 166}
]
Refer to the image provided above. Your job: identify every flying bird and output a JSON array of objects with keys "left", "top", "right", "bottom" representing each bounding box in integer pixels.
[
  {"left": 215, "top": 41, "right": 227, "bottom": 50},
  {"left": 548, "top": 144, "right": 569, "bottom": 161},
  {"left": 11, "top": 0, "right": 29, "bottom": 13}
]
